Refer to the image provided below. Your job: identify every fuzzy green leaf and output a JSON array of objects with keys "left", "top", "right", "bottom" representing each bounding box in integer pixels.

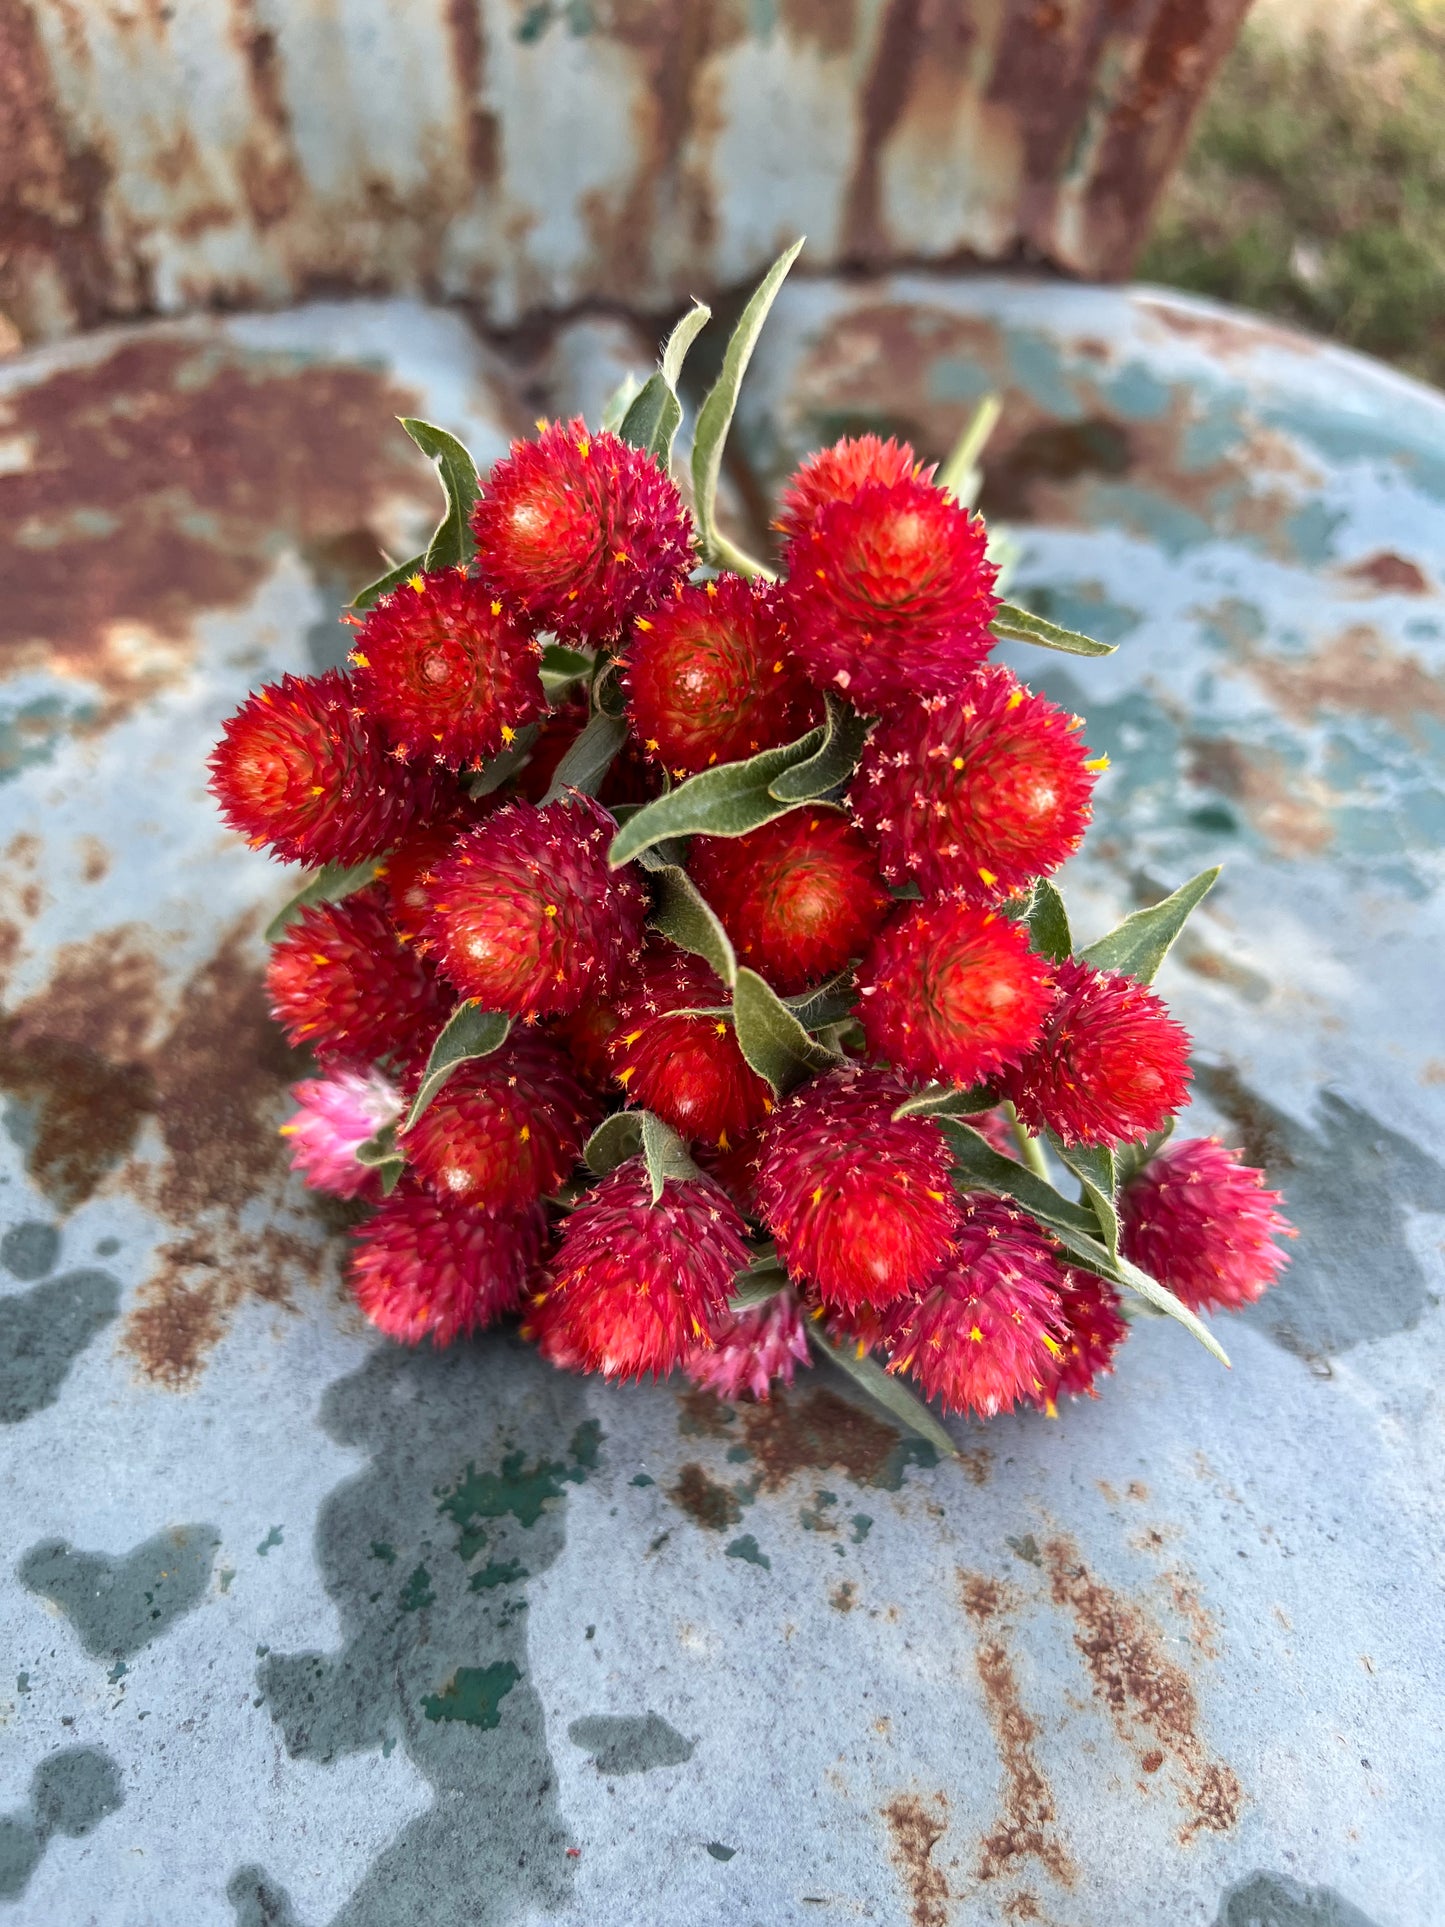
[
  {"left": 583, "top": 1111, "right": 643, "bottom": 1178},
  {"left": 600, "top": 373, "right": 644, "bottom": 434},
  {"left": 991, "top": 602, "right": 1116, "bottom": 658},
  {"left": 783, "top": 971, "right": 856, "bottom": 1031},
  {"left": 401, "top": 418, "right": 481, "bottom": 573},
  {"left": 1027, "top": 879, "right": 1073, "bottom": 964},
  {"left": 646, "top": 862, "right": 738, "bottom": 987},
  {"left": 641, "top": 1111, "right": 702, "bottom": 1203},
  {"left": 1114, "top": 1122, "right": 1175, "bottom": 1187},
  {"left": 1081, "top": 868, "right": 1220, "bottom": 986},
  {"left": 540, "top": 711, "right": 627, "bottom": 804},
  {"left": 1113, "top": 1253, "right": 1231, "bottom": 1366},
  {"left": 935, "top": 393, "right": 1001, "bottom": 509},
  {"left": 354, "top": 1124, "right": 405, "bottom": 1196},
  {"left": 265, "top": 859, "right": 384, "bottom": 945},
  {"left": 891, "top": 1084, "right": 996, "bottom": 1121},
  {"left": 607, "top": 726, "right": 824, "bottom": 866},
  {"left": 767, "top": 694, "right": 870, "bottom": 803},
  {"left": 807, "top": 1325, "right": 961, "bottom": 1461},
  {"left": 731, "top": 967, "right": 839, "bottom": 1095},
  {"left": 539, "top": 643, "right": 594, "bottom": 702},
  {"left": 618, "top": 302, "right": 711, "bottom": 466},
  {"left": 691, "top": 238, "right": 805, "bottom": 559},
  {"left": 660, "top": 301, "right": 713, "bottom": 389},
  {"left": 1050, "top": 1137, "right": 1119, "bottom": 1256},
  {"left": 401, "top": 1003, "right": 510, "bottom": 1133},
  {"left": 468, "top": 721, "right": 542, "bottom": 799},
  {"left": 729, "top": 1253, "right": 787, "bottom": 1311},
  {"left": 351, "top": 551, "right": 425, "bottom": 613}
]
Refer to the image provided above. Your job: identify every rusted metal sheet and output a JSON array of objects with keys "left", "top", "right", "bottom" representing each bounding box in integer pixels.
[
  {"left": 0, "top": 0, "right": 1249, "bottom": 347},
  {"left": 2, "top": 284, "right": 1442, "bottom": 1925}
]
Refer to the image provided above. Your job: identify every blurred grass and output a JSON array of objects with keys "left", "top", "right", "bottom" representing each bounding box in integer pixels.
[{"left": 1139, "top": 0, "right": 1445, "bottom": 387}]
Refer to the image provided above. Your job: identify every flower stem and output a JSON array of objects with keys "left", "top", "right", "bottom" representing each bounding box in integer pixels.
[
  {"left": 707, "top": 529, "right": 778, "bottom": 583},
  {"left": 1004, "top": 1102, "right": 1050, "bottom": 1181}
]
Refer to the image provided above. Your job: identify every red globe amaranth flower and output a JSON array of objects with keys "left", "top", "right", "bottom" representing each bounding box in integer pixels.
[
  {"left": 545, "top": 996, "right": 625, "bottom": 1093},
  {"left": 623, "top": 575, "right": 818, "bottom": 776},
  {"left": 526, "top": 1159, "right": 751, "bottom": 1380},
  {"left": 879, "top": 1194, "right": 1067, "bottom": 1417},
  {"left": 786, "top": 477, "right": 998, "bottom": 707},
  {"left": 349, "top": 568, "right": 545, "bottom": 767},
  {"left": 689, "top": 811, "right": 890, "bottom": 995},
  {"left": 472, "top": 419, "right": 692, "bottom": 643},
  {"left": 1028, "top": 1269, "right": 1128, "bottom": 1410},
  {"left": 403, "top": 1031, "right": 599, "bottom": 1211},
  {"left": 777, "top": 434, "right": 923, "bottom": 543},
  {"left": 267, "top": 887, "right": 450, "bottom": 1063},
  {"left": 608, "top": 944, "right": 773, "bottom": 1147},
  {"left": 684, "top": 1289, "right": 812, "bottom": 1402},
  {"left": 427, "top": 793, "right": 646, "bottom": 1018},
  {"left": 1119, "top": 1136, "right": 1294, "bottom": 1313},
  {"left": 377, "top": 796, "right": 498, "bottom": 945},
  {"left": 855, "top": 899, "right": 1054, "bottom": 1088},
  {"left": 1001, "top": 958, "right": 1192, "bottom": 1148},
  {"left": 282, "top": 1066, "right": 404, "bottom": 1201},
  {"left": 698, "top": 1125, "right": 767, "bottom": 1220},
  {"left": 756, "top": 1066, "right": 961, "bottom": 1311},
  {"left": 852, "top": 668, "right": 1098, "bottom": 901},
  {"left": 209, "top": 669, "right": 435, "bottom": 866},
  {"left": 350, "top": 1186, "right": 545, "bottom": 1347}
]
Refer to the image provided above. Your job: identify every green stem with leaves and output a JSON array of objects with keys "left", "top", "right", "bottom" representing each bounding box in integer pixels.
[{"left": 1004, "top": 1102, "right": 1051, "bottom": 1182}]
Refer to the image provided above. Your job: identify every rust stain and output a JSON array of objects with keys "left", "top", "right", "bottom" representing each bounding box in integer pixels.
[
  {"left": 669, "top": 1463, "right": 741, "bottom": 1532},
  {"left": 1240, "top": 625, "right": 1445, "bottom": 744},
  {"left": 829, "top": 1579, "right": 857, "bottom": 1612},
  {"left": 229, "top": 0, "right": 304, "bottom": 228},
  {"left": 1341, "top": 551, "right": 1430, "bottom": 596},
  {"left": 122, "top": 1223, "right": 320, "bottom": 1388},
  {"left": 842, "top": 0, "right": 925, "bottom": 265},
  {"left": 76, "top": 835, "right": 111, "bottom": 883},
  {"left": 780, "top": 0, "right": 859, "bottom": 57},
  {"left": 1044, "top": 1534, "right": 1244, "bottom": 1840},
  {"left": 960, "top": 1569, "right": 1075, "bottom": 1891},
  {"left": 1136, "top": 296, "right": 1321, "bottom": 360},
  {"left": 444, "top": 0, "right": 500, "bottom": 185},
  {"left": 1185, "top": 736, "right": 1335, "bottom": 859},
  {"left": 0, "top": 337, "right": 426, "bottom": 716},
  {"left": 881, "top": 1792, "right": 950, "bottom": 1927},
  {"left": 737, "top": 1385, "right": 914, "bottom": 1492}
]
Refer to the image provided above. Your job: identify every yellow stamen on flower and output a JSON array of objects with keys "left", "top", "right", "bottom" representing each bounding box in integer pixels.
[
  {"left": 978, "top": 866, "right": 998, "bottom": 888},
  {"left": 543, "top": 903, "right": 559, "bottom": 917},
  {"left": 408, "top": 573, "right": 425, "bottom": 593},
  {"left": 1084, "top": 754, "right": 1111, "bottom": 772},
  {"left": 350, "top": 650, "right": 369, "bottom": 668},
  {"left": 501, "top": 724, "right": 516, "bottom": 745}
]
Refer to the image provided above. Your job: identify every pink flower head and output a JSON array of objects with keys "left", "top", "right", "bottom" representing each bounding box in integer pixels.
[
  {"left": 684, "top": 1289, "right": 812, "bottom": 1402},
  {"left": 282, "top": 1065, "right": 404, "bottom": 1199},
  {"left": 1120, "top": 1136, "right": 1295, "bottom": 1313}
]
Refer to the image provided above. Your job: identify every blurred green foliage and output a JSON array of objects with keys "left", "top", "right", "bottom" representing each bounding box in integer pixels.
[{"left": 1140, "top": 0, "right": 1445, "bottom": 385}]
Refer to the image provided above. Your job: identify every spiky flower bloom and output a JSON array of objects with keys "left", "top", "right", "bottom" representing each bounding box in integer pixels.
[
  {"left": 1119, "top": 1136, "right": 1294, "bottom": 1313},
  {"left": 281, "top": 1066, "right": 404, "bottom": 1200},
  {"left": 350, "top": 1186, "right": 545, "bottom": 1347},
  {"left": 427, "top": 793, "right": 646, "bottom": 1017},
  {"left": 1002, "top": 958, "right": 1191, "bottom": 1148},
  {"left": 349, "top": 568, "right": 545, "bottom": 767},
  {"left": 209, "top": 669, "right": 435, "bottom": 866},
  {"left": 624, "top": 575, "right": 818, "bottom": 776},
  {"left": 377, "top": 795, "right": 498, "bottom": 944},
  {"left": 267, "top": 887, "right": 450, "bottom": 1063},
  {"left": 855, "top": 899, "right": 1054, "bottom": 1089},
  {"left": 785, "top": 478, "right": 998, "bottom": 707},
  {"left": 525, "top": 1159, "right": 751, "bottom": 1380},
  {"left": 851, "top": 668, "right": 1098, "bottom": 901},
  {"left": 608, "top": 943, "right": 773, "bottom": 1147},
  {"left": 879, "top": 1194, "right": 1066, "bottom": 1417},
  {"left": 1027, "top": 1269, "right": 1128, "bottom": 1411},
  {"left": 684, "top": 1289, "right": 812, "bottom": 1401},
  {"left": 756, "top": 1066, "right": 961, "bottom": 1311},
  {"left": 777, "top": 434, "right": 923, "bottom": 543},
  {"left": 472, "top": 418, "right": 692, "bottom": 643},
  {"left": 403, "top": 1031, "right": 599, "bottom": 1211},
  {"left": 546, "top": 996, "right": 625, "bottom": 1093},
  {"left": 689, "top": 810, "right": 890, "bottom": 995}
]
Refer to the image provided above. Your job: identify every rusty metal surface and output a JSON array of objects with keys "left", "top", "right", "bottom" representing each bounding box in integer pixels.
[
  {"left": 0, "top": 0, "right": 1249, "bottom": 348},
  {"left": 1, "top": 284, "right": 1443, "bottom": 1926}
]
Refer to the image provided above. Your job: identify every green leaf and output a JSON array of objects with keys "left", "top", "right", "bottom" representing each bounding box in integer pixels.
[
  {"left": 1027, "top": 879, "right": 1072, "bottom": 964},
  {"left": 732, "top": 967, "right": 839, "bottom": 1095},
  {"left": 1050, "top": 1137, "right": 1119, "bottom": 1257},
  {"left": 351, "top": 551, "right": 425, "bottom": 613},
  {"left": 583, "top": 1111, "right": 643, "bottom": 1178},
  {"left": 891, "top": 1084, "right": 996, "bottom": 1121},
  {"left": 646, "top": 862, "right": 737, "bottom": 986},
  {"left": 1114, "top": 1253, "right": 1231, "bottom": 1367},
  {"left": 641, "top": 1111, "right": 702, "bottom": 1202},
  {"left": 767, "top": 694, "right": 870, "bottom": 803},
  {"left": 1081, "top": 867, "right": 1220, "bottom": 986},
  {"left": 401, "top": 418, "right": 481, "bottom": 573},
  {"left": 1114, "top": 1122, "right": 1174, "bottom": 1187},
  {"left": 807, "top": 1325, "right": 961, "bottom": 1461},
  {"left": 540, "top": 711, "right": 626, "bottom": 804},
  {"left": 608, "top": 726, "right": 824, "bottom": 866},
  {"left": 935, "top": 393, "right": 1001, "bottom": 508},
  {"left": 265, "top": 859, "right": 383, "bottom": 944},
  {"left": 600, "top": 373, "right": 644, "bottom": 434},
  {"left": 991, "top": 601, "right": 1117, "bottom": 658},
  {"left": 691, "top": 238, "right": 805, "bottom": 560},
  {"left": 782, "top": 971, "right": 856, "bottom": 1031},
  {"left": 354, "top": 1124, "right": 405, "bottom": 1197},
  {"left": 468, "top": 721, "right": 542, "bottom": 799},
  {"left": 400, "top": 1003, "right": 510, "bottom": 1133},
  {"left": 539, "top": 643, "right": 594, "bottom": 702},
  {"left": 618, "top": 302, "right": 711, "bottom": 467},
  {"left": 729, "top": 1255, "right": 788, "bottom": 1311}
]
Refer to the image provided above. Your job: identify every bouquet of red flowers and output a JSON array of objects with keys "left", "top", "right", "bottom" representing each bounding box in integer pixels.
[{"left": 209, "top": 245, "right": 1293, "bottom": 1452}]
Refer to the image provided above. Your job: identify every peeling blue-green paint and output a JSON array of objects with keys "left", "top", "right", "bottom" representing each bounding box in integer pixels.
[
  {"left": 568, "top": 1711, "right": 695, "bottom": 1776},
  {"left": 470, "top": 1559, "right": 528, "bottom": 1592},
  {"left": 422, "top": 1661, "right": 521, "bottom": 1729},
  {"left": 256, "top": 1526, "right": 283, "bottom": 1557},
  {"left": 725, "top": 1534, "right": 770, "bottom": 1569}
]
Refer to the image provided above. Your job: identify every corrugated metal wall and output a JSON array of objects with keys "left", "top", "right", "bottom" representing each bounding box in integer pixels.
[{"left": 1, "top": 0, "right": 1249, "bottom": 345}]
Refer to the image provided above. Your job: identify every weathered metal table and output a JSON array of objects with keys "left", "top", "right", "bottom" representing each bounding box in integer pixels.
[{"left": 1, "top": 280, "right": 1440, "bottom": 1926}]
